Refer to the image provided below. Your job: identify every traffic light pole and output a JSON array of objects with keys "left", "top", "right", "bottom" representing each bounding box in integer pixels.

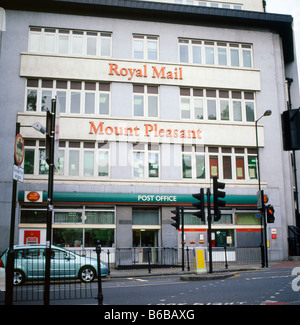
[
  {"left": 207, "top": 188, "right": 213, "bottom": 274},
  {"left": 44, "top": 99, "right": 56, "bottom": 305},
  {"left": 181, "top": 207, "right": 184, "bottom": 271}
]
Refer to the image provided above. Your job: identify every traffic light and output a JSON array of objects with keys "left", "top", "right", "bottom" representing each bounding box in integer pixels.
[
  {"left": 266, "top": 205, "right": 275, "bottom": 223},
  {"left": 171, "top": 206, "right": 180, "bottom": 230},
  {"left": 192, "top": 188, "right": 205, "bottom": 222},
  {"left": 213, "top": 177, "right": 226, "bottom": 222}
]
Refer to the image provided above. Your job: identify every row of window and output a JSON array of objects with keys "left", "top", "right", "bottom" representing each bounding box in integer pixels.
[
  {"left": 20, "top": 208, "right": 259, "bottom": 226},
  {"left": 179, "top": 39, "right": 252, "bottom": 68},
  {"left": 182, "top": 146, "right": 257, "bottom": 180},
  {"left": 28, "top": 27, "right": 252, "bottom": 69},
  {"left": 20, "top": 207, "right": 259, "bottom": 248},
  {"left": 29, "top": 27, "right": 112, "bottom": 57},
  {"left": 180, "top": 88, "right": 255, "bottom": 122},
  {"left": 26, "top": 79, "right": 110, "bottom": 115},
  {"left": 24, "top": 140, "right": 257, "bottom": 181},
  {"left": 172, "top": 0, "right": 242, "bottom": 10},
  {"left": 25, "top": 79, "right": 256, "bottom": 123}
]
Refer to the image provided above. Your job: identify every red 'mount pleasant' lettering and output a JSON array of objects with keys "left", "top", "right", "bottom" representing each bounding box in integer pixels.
[
  {"left": 89, "top": 121, "right": 201, "bottom": 140},
  {"left": 108, "top": 63, "right": 183, "bottom": 80}
]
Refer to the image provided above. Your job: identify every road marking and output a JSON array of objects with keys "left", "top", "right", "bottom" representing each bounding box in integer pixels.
[{"left": 127, "top": 277, "right": 148, "bottom": 282}]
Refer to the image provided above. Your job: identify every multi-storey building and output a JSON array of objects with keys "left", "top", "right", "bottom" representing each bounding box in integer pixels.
[{"left": 0, "top": 0, "right": 299, "bottom": 263}]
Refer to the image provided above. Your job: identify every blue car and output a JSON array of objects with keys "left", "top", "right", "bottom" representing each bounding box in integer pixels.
[{"left": 0, "top": 245, "right": 108, "bottom": 286}]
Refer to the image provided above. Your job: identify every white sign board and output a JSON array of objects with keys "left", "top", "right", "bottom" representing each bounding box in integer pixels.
[{"left": 13, "top": 165, "right": 24, "bottom": 182}]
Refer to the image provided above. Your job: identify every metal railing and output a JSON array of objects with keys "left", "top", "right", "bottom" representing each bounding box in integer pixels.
[
  {"left": 116, "top": 247, "right": 179, "bottom": 269},
  {"left": 1, "top": 248, "right": 110, "bottom": 304},
  {"left": 116, "top": 246, "right": 262, "bottom": 270},
  {"left": 0, "top": 245, "right": 262, "bottom": 304}
]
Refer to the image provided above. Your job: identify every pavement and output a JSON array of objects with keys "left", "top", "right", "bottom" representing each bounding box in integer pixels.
[
  {"left": 106, "top": 264, "right": 262, "bottom": 280},
  {"left": 106, "top": 260, "right": 300, "bottom": 280}
]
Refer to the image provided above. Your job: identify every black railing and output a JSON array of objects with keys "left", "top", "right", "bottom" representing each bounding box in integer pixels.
[
  {"left": 116, "top": 246, "right": 262, "bottom": 271},
  {"left": 0, "top": 245, "right": 262, "bottom": 304}
]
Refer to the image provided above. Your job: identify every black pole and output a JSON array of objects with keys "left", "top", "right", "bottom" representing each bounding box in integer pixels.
[
  {"left": 181, "top": 206, "right": 184, "bottom": 271},
  {"left": 207, "top": 188, "right": 213, "bottom": 274},
  {"left": 224, "top": 246, "right": 228, "bottom": 269},
  {"left": 263, "top": 206, "right": 269, "bottom": 268},
  {"left": 255, "top": 119, "right": 266, "bottom": 268},
  {"left": 5, "top": 122, "right": 20, "bottom": 305},
  {"left": 44, "top": 99, "right": 56, "bottom": 305},
  {"left": 148, "top": 248, "right": 151, "bottom": 274},
  {"left": 186, "top": 246, "right": 190, "bottom": 271},
  {"left": 95, "top": 240, "right": 103, "bottom": 305}
]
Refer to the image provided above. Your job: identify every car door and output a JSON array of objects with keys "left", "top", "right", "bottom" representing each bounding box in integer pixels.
[
  {"left": 50, "top": 249, "right": 76, "bottom": 278},
  {"left": 23, "top": 248, "right": 45, "bottom": 279}
]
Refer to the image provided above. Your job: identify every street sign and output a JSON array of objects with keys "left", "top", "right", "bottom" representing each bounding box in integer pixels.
[
  {"left": 14, "top": 133, "right": 24, "bottom": 166},
  {"left": 13, "top": 164, "right": 24, "bottom": 182}
]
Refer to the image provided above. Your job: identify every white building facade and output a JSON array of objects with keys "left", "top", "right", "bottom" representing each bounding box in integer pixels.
[{"left": 0, "top": 0, "right": 299, "bottom": 262}]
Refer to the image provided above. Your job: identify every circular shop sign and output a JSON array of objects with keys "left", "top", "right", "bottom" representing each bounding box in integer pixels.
[
  {"left": 27, "top": 192, "right": 41, "bottom": 202},
  {"left": 14, "top": 133, "right": 25, "bottom": 166}
]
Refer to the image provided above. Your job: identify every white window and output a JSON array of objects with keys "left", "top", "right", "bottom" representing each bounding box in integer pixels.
[
  {"left": 133, "top": 143, "right": 159, "bottom": 178},
  {"left": 25, "top": 79, "right": 111, "bottom": 115},
  {"left": 181, "top": 146, "right": 257, "bottom": 181},
  {"left": 133, "top": 85, "right": 159, "bottom": 118},
  {"left": 133, "top": 35, "right": 159, "bottom": 60},
  {"left": 179, "top": 38, "right": 253, "bottom": 68},
  {"left": 180, "top": 87, "right": 256, "bottom": 123},
  {"left": 28, "top": 27, "right": 112, "bottom": 57}
]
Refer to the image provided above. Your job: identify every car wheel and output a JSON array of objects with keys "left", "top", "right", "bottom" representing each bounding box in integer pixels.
[
  {"left": 78, "top": 266, "right": 96, "bottom": 283},
  {"left": 14, "top": 269, "right": 25, "bottom": 286}
]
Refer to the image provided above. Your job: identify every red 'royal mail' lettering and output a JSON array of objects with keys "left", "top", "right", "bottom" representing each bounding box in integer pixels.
[
  {"left": 109, "top": 63, "right": 147, "bottom": 80},
  {"left": 109, "top": 63, "right": 183, "bottom": 81}
]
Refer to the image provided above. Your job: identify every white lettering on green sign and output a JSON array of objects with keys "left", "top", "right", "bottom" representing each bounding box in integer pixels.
[{"left": 137, "top": 195, "right": 177, "bottom": 202}]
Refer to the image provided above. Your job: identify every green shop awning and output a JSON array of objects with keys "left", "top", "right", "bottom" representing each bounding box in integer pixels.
[{"left": 18, "top": 191, "right": 258, "bottom": 208}]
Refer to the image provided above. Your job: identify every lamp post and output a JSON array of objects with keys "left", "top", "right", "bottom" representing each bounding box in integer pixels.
[
  {"left": 5, "top": 121, "right": 46, "bottom": 305},
  {"left": 255, "top": 109, "right": 272, "bottom": 268}
]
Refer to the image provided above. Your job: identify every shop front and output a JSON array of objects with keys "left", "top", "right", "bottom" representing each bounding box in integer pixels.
[{"left": 18, "top": 191, "right": 261, "bottom": 254}]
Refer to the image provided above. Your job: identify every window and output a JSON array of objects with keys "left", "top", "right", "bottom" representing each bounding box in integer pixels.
[
  {"left": 28, "top": 27, "right": 112, "bottom": 57},
  {"left": 180, "top": 88, "right": 204, "bottom": 120},
  {"left": 180, "top": 87, "right": 256, "bottom": 123},
  {"left": 133, "top": 35, "right": 158, "bottom": 60},
  {"left": 24, "top": 140, "right": 109, "bottom": 178},
  {"left": 20, "top": 209, "right": 47, "bottom": 223},
  {"left": 182, "top": 145, "right": 206, "bottom": 179},
  {"left": 179, "top": 38, "right": 252, "bottom": 68},
  {"left": 133, "top": 85, "right": 159, "bottom": 118},
  {"left": 184, "top": 211, "right": 205, "bottom": 225},
  {"left": 25, "top": 79, "right": 110, "bottom": 115},
  {"left": 133, "top": 143, "right": 159, "bottom": 178},
  {"left": 52, "top": 207, "right": 115, "bottom": 248},
  {"left": 181, "top": 146, "right": 257, "bottom": 181},
  {"left": 132, "top": 209, "right": 159, "bottom": 247}
]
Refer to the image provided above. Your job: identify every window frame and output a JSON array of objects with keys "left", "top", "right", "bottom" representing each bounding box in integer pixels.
[
  {"left": 132, "top": 143, "right": 160, "bottom": 179},
  {"left": 28, "top": 27, "right": 112, "bottom": 58},
  {"left": 25, "top": 79, "right": 111, "bottom": 116},
  {"left": 133, "top": 34, "right": 159, "bottom": 61},
  {"left": 179, "top": 38, "right": 253, "bottom": 69}
]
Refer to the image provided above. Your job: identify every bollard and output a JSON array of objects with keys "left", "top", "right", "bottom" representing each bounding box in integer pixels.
[
  {"left": 95, "top": 240, "right": 103, "bottom": 305},
  {"left": 147, "top": 248, "right": 151, "bottom": 274},
  {"left": 107, "top": 250, "right": 111, "bottom": 276},
  {"left": 224, "top": 246, "right": 228, "bottom": 269},
  {"left": 186, "top": 246, "right": 190, "bottom": 271}
]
